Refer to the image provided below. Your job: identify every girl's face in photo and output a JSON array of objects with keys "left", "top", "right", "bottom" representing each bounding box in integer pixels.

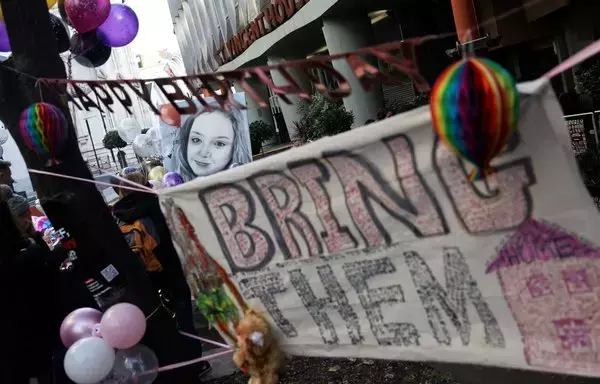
[{"left": 187, "top": 112, "right": 235, "bottom": 177}]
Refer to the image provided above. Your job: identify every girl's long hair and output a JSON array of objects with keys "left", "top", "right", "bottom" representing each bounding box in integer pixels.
[{"left": 177, "top": 102, "right": 251, "bottom": 181}]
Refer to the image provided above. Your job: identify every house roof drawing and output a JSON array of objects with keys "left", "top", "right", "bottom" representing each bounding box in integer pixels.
[{"left": 486, "top": 219, "right": 600, "bottom": 274}]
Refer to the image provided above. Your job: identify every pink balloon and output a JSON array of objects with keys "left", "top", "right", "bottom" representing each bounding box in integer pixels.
[
  {"left": 60, "top": 308, "right": 103, "bottom": 348},
  {"left": 65, "top": 0, "right": 111, "bottom": 33},
  {"left": 100, "top": 303, "right": 146, "bottom": 349}
]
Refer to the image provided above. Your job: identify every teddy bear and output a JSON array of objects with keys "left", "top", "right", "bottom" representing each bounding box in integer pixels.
[{"left": 233, "top": 308, "right": 284, "bottom": 384}]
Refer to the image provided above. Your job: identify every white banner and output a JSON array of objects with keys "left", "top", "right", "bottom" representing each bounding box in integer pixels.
[{"left": 159, "top": 80, "right": 600, "bottom": 377}]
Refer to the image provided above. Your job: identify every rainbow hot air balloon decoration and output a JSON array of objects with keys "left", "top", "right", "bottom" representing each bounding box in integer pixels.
[
  {"left": 430, "top": 57, "right": 519, "bottom": 181},
  {"left": 19, "top": 102, "right": 69, "bottom": 166}
]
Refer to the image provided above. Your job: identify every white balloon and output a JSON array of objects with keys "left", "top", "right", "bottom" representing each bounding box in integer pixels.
[
  {"left": 146, "top": 127, "right": 160, "bottom": 140},
  {"left": 0, "top": 129, "right": 8, "bottom": 145},
  {"left": 132, "top": 134, "right": 156, "bottom": 158},
  {"left": 118, "top": 118, "right": 142, "bottom": 144},
  {"left": 64, "top": 337, "right": 115, "bottom": 384}
]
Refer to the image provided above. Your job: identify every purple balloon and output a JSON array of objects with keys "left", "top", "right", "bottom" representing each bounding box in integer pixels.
[
  {"left": 60, "top": 307, "right": 103, "bottom": 348},
  {"left": 162, "top": 172, "right": 184, "bottom": 187},
  {"left": 97, "top": 4, "right": 139, "bottom": 48},
  {"left": 65, "top": 0, "right": 111, "bottom": 34},
  {"left": 0, "top": 21, "right": 10, "bottom": 52}
]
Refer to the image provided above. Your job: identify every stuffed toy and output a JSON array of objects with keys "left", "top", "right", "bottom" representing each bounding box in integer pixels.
[{"left": 233, "top": 308, "right": 283, "bottom": 384}]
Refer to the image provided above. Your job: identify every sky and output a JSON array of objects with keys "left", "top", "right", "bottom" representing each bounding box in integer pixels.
[{"left": 124, "top": 0, "right": 181, "bottom": 57}]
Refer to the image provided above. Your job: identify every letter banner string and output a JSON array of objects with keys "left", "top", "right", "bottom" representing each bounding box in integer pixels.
[
  {"left": 36, "top": 38, "right": 432, "bottom": 117},
  {"left": 33, "top": 38, "right": 597, "bottom": 121},
  {"left": 30, "top": 36, "right": 599, "bottom": 122}
]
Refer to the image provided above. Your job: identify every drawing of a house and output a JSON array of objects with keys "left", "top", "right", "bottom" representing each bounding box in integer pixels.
[{"left": 486, "top": 219, "right": 600, "bottom": 374}]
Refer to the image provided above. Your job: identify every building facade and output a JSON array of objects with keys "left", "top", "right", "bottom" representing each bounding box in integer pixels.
[
  {"left": 475, "top": 0, "right": 599, "bottom": 97},
  {"left": 3, "top": 30, "right": 165, "bottom": 199},
  {"left": 66, "top": 45, "right": 153, "bottom": 176},
  {"left": 168, "top": 0, "right": 441, "bottom": 138},
  {"left": 170, "top": 0, "right": 597, "bottom": 138}
]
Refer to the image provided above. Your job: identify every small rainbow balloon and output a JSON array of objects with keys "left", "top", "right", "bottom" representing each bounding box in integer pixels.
[
  {"left": 430, "top": 57, "right": 519, "bottom": 181},
  {"left": 19, "top": 102, "right": 68, "bottom": 163}
]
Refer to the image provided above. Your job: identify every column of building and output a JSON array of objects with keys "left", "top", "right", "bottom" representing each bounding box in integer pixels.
[
  {"left": 167, "top": 0, "right": 191, "bottom": 74},
  {"left": 182, "top": 1, "right": 203, "bottom": 74},
  {"left": 449, "top": 0, "right": 480, "bottom": 43},
  {"left": 245, "top": 79, "right": 276, "bottom": 130},
  {"left": 195, "top": 1, "right": 484, "bottom": 135},
  {"left": 233, "top": 78, "right": 276, "bottom": 129},
  {"left": 322, "top": 14, "right": 385, "bottom": 127},
  {"left": 267, "top": 56, "right": 312, "bottom": 139}
]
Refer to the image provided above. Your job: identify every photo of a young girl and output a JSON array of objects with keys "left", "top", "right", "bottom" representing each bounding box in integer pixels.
[{"left": 176, "top": 96, "right": 252, "bottom": 181}]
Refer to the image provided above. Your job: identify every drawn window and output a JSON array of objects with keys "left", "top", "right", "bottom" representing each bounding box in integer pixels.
[
  {"left": 554, "top": 319, "right": 592, "bottom": 350},
  {"left": 527, "top": 273, "right": 552, "bottom": 298},
  {"left": 562, "top": 268, "right": 592, "bottom": 294}
]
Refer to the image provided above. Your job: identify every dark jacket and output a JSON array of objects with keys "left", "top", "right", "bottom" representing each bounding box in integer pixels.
[
  {"left": 113, "top": 192, "right": 209, "bottom": 381},
  {"left": 0, "top": 202, "right": 62, "bottom": 382},
  {"left": 112, "top": 191, "right": 196, "bottom": 333}
]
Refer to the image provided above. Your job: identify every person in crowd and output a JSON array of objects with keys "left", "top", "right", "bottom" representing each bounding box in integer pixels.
[
  {"left": 6, "top": 193, "right": 53, "bottom": 258},
  {"left": 112, "top": 171, "right": 211, "bottom": 377},
  {"left": 0, "top": 183, "right": 12, "bottom": 201},
  {"left": 178, "top": 103, "right": 252, "bottom": 181},
  {"left": 7, "top": 193, "right": 36, "bottom": 237},
  {"left": 0, "top": 159, "right": 14, "bottom": 190},
  {"left": 0, "top": 195, "right": 62, "bottom": 383}
]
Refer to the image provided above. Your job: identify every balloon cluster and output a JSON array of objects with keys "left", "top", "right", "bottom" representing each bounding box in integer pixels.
[
  {"left": 0, "top": 0, "right": 139, "bottom": 69},
  {"left": 118, "top": 118, "right": 163, "bottom": 162},
  {"left": 64, "top": 0, "right": 139, "bottom": 68},
  {"left": 147, "top": 166, "right": 185, "bottom": 189},
  {"left": 132, "top": 126, "right": 162, "bottom": 159},
  {"left": 60, "top": 304, "right": 158, "bottom": 384}
]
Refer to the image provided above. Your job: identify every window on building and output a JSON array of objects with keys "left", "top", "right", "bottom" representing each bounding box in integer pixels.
[
  {"left": 562, "top": 268, "right": 592, "bottom": 294},
  {"left": 554, "top": 318, "right": 592, "bottom": 350},
  {"left": 527, "top": 273, "right": 553, "bottom": 298},
  {"left": 306, "top": 62, "right": 336, "bottom": 95}
]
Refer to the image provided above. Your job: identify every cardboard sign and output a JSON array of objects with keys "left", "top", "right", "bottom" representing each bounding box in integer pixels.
[
  {"left": 159, "top": 80, "right": 600, "bottom": 377},
  {"left": 565, "top": 114, "right": 596, "bottom": 155}
]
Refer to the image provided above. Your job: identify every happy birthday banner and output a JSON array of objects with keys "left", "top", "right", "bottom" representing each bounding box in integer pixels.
[
  {"left": 41, "top": 39, "right": 430, "bottom": 116},
  {"left": 158, "top": 82, "right": 600, "bottom": 377}
]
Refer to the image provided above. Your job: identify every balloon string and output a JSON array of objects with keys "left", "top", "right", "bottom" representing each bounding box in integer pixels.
[
  {"left": 156, "top": 348, "right": 234, "bottom": 373},
  {"left": 84, "top": 162, "right": 156, "bottom": 193},
  {"left": 27, "top": 168, "right": 158, "bottom": 195},
  {"left": 37, "top": 81, "right": 45, "bottom": 103},
  {"left": 179, "top": 331, "right": 232, "bottom": 349},
  {"left": 108, "top": 171, "right": 155, "bottom": 192},
  {"left": 543, "top": 38, "right": 600, "bottom": 79}
]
